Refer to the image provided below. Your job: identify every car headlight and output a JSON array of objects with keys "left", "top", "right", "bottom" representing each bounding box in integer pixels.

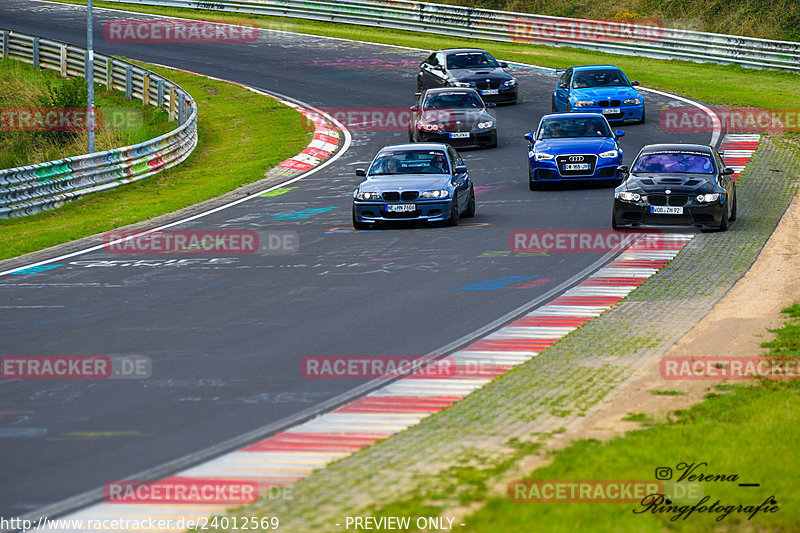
[
  {"left": 534, "top": 152, "right": 554, "bottom": 161},
  {"left": 420, "top": 189, "right": 449, "bottom": 198},
  {"left": 599, "top": 150, "right": 619, "bottom": 159},
  {"left": 451, "top": 81, "right": 473, "bottom": 88},
  {"left": 623, "top": 98, "right": 641, "bottom": 105},
  {"left": 618, "top": 191, "right": 643, "bottom": 202},
  {"left": 503, "top": 79, "right": 517, "bottom": 87},
  {"left": 696, "top": 193, "right": 720, "bottom": 203},
  {"left": 356, "top": 191, "right": 381, "bottom": 200},
  {"left": 477, "top": 121, "right": 494, "bottom": 129},
  {"left": 574, "top": 100, "right": 594, "bottom": 107}
]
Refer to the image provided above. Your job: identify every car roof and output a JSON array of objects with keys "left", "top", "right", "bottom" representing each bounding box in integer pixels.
[
  {"left": 572, "top": 65, "right": 624, "bottom": 71},
  {"left": 378, "top": 143, "right": 449, "bottom": 152},
  {"left": 541, "top": 112, "right": 608, "bottom": 120},
  {"left": 424, "top": 87, "right": 481, "bottom": 95},
  {"left": 639, "top": 144, "right": 713, "bottom": 153},
  {"left": 436, "top": 48, "right": 491, "bottom": 55}
]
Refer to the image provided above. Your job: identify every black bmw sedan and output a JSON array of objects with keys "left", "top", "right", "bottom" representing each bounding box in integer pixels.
[
  {"left": 408, "top": 88, "right": 498, "bottom": 149},
  {"left": 612, "top": 144, "right": 737, "bottom": 231},
  {"left": 417, "top": 48, "right": 518, "bottom": 104}
]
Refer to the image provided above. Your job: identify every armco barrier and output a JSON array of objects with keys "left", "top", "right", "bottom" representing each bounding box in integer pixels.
[
  {"left": 101, "top": 0, "right": 800, "bottom": 72},
  {"left": 0, "top": 29, "right": 197, "bottom": 218}
]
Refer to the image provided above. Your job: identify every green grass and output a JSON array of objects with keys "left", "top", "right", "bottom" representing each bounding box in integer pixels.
[
  {"left": 53, "top": 0, "right": 800, "bottom": 114},
  {"left": 0, "top": 62, "right": 311, "bottom": 260},
  {"left": 455, "top": 305, "right": 800, "bottom": 532},
  {"left": 649, "top": 389, "right": 687, "bottom": 396},
  {"left": 0, "top": 58, "right": 172, "bottom": 168}
]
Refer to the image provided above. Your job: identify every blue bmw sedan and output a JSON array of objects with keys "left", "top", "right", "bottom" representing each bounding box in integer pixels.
[
  {"left": 352, "top": 143, "right": 475, "bottom": 229},
  {"left": 524, "top": 113, "right": 625, "bottom": 190},
  {"left": 552, "top": 65, "right": 644, "bottom": 124}
]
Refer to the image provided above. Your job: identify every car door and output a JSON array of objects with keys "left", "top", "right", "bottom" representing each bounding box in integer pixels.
[
  {"left": 554, "top": 68, "right": 572, "bottom": 111},
  {"left": 418, "top": 53, "right": 436, "bottom": 91},
  {"left": 409, "top": 92, "right": 426, "bottom": 141},
  {"left": 448, "top": 146, "right": 469, "bottom": 206}
]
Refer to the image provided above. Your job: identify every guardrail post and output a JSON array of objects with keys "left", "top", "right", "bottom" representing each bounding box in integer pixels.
[
  {"left": 2, "top": 32, "right": 8, "bottom": 59},
  {"left": 142, "top": 72, "right": 150, "bottom": 106},
  {"left": 125, "top": 65, "right": 132, "bottom": 100},
  {"left": 178, "top": 92, "right": 185, "bottom": 125},
  {"left": 60, "top": 44, "right": 68, "bottom": 77},
  {"left": 157, "top": 79, "right": 164, "bottom": 108},
  {"left": 169, "top": 85, "right": 176, "bottom": 122},
  {"left": 32, "top": 37, "right": 39, "bottom": 68},
  {"left": 105, "top": 58, "right": 113, "bottom": 92}
]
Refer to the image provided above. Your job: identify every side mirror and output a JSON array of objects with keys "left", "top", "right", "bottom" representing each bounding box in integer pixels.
[
  {"left": 617, "top": 165, "right": 629, "bottom": 174},
  {"left": 486, "top": 102, "right": 497, "bottom": 108},
  {"left": 722, "top": 167, "right": 735, "bottom": 175},
  {"left": 631, "top": 81, "right": 640, "bottom": 86},
  {"left": 559, "top": 82, "right": 568, "bottom": 89},
  {"left": 410, "top": 105, "right": 419, "bottom": 112},
  {"left": 355, "top": 169, "right": 366, "bottom": 177},
  {"left": 499, "top": 61, "right": 509, "bottom": 68},
  {"left": 433, "top": 65, "right": 444, "bottom": 71},
  {"left": 615, "top": 130, "right": 626, "bottom": 138},
  {"left": 414, "top": 92, "right": 421, "bottom": 98},
  {"left": 523, "top": 132, "right": 534, "bottom": 142},
  {"left": 454, "top": 164, "right": 468, "bottom": 174}
]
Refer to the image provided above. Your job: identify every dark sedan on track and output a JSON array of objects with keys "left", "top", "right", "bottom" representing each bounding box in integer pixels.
[
  {"left": 613, "top": 144, "right": 737, "bottom": 231},
  {"left": 352, "top": 143, "right": 475, "bottom": 229},
  {"left": 524, "top": 113, "right": 625, "bottom": 189},
  {"left": 417, "top": 48, "right": 518, "bottom": 104},
  {"left": 409, "top": 88, "right": 497, "bottom": 149}
]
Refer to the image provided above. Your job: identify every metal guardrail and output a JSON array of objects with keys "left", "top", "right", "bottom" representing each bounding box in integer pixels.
[
  {"left": 101, "top": 0, "right": 800, "bottom": 72},
  {"left": 0, "top": 29, "right": 197, "bottom": 218}
]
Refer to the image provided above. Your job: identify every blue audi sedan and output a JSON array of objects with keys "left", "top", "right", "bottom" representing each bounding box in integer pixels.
[
  {"left": 524, "top": 113, "right": 625, "bottom": 190},
  {"left": 352, "top": 143, "right": 475, "bottom": 229},
  {"left": 552, "top": 65, "right": 644, "bottom": 124}
]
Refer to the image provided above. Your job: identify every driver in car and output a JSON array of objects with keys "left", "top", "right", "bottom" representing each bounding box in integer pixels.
[{"left": 424, "top": 155, "right": 448, "bottom": 173}]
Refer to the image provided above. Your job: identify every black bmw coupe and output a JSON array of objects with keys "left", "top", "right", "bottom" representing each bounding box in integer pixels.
[
  {"left": 612, "top": 144, "right": 737, "bottom": 231},
  {"left": 417, "top": 48, "right": 518, "bottom": 104}
]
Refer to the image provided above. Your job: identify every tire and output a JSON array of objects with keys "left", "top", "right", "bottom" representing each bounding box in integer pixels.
[
  {"left": 729, "top": 190, "right": 737, "bottom": 222},
  {"left": 719, "top": 203, "right": 729, "bottom": 231},
  {"left": 446, "top": 198, "right": 460, "bottom": 226},
  {"left": 638, "top": 107, "right": 646, "bottom": 125},
  {"left": 529, "top": 179, "right": 539, "bottom": 191},
  {"left": 488, "top": 133, "right": 498, "bottom": 149},
  {"left": 612, "top": 213, "right": 619, "bottom": 230},
  {"left": 352, "top": 208, "right": 370, "bottom": 230},
  {"left": 551, "top": 95, "right": 557, "bottom": 113},
  {"left": 464, "top": 187, "right": 476, "bottom": 217},
  {"left": 408, "top": 128, "right": 414, "bottom": 142}
]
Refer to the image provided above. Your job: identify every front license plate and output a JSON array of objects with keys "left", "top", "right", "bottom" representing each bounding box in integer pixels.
[
  {"left": 651, "top": 206, "right": 683, "bottom": 215},
  {"left": 481, "top": 89, "right": 499, "bottom": 95},
  {"left": 449, "top": 132, "right": 470, "bottom": 139},
  {"left": 387, "top": 204, "right": 416, "bottom": 213},
  {"left": 603, "top": 108, "right": 621, "bottom": 114},
  {"left": 564, "top": 163, "right": 590, "bottom": 171}
]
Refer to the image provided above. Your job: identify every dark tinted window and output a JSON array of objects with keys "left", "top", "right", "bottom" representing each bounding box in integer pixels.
[
  {"left": 446, "top": 52, "right": 498, "bottom": 70},
  {"left": 632, "top": 152, "right": 715, "bottom": 174},
  {"left": 369, "top": 150, "right": 450, "bottom": 175},
  {"left": 423, "top": 91, "right": 484, "bottom": 110},
  {"left": 538, "top": 117, "right": 613, "bottom": 139},
  {"left": 571, "top": 69, "right": 631, "bottom": 88}
]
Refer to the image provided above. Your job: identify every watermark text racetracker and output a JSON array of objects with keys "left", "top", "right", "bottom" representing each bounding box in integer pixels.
[
  {"left": 103, "top": 230, "right": 298, "bottom": 255},
  {"left": 509, "top": 229, "right": 684, "bottom": 253},
  {"left": 104, "top": 18, "right": 258, "bottom": 43},
  {"left": 660, "top": 106, "right": 800, "bottom": 133},
  {"left": 0, "top": 516, "right": 280, "bottom": 531},
  {"left": 1, "top": 355, "right": 151, "bottom": 380},
  {"left": 1, "top": 107, "right": 142, "bottom": 131},
  {"left": 661, "top": 356, "right": 800, "bottom": 380}
]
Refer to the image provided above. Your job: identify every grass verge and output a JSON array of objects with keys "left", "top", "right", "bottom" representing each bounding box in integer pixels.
[
  {"left": 52, "top": 0, "right": 800, "bottom": 112},
  {"left": 0, "top": 62, "right": 311, "bottom": 261},
  {"left": 451, "top": 304, "right": 800, "bottom": 532}
]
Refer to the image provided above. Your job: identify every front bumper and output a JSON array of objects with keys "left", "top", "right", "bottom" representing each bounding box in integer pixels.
[
  {"left": 613, "top": 199, "right": 725, "bottom": 228},
  {"left": 353, "top": 199, "right": 453, "bottom": 224},
  {"left": 418, "top": 129, "right": 496, "bottom": 149},
  {"left": 530, "top": 157, "right": 621, "bottom": 182},
  {"left": 477, "top": 86, "right": 518, "bottom": 104},
  {"left": 570, "top": 103, "right": 643, "bottom": 122}
]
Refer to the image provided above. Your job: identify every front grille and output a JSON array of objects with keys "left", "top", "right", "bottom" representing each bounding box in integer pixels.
[
  {"left": 382, "top": 192, "right": 400, "bottom": 201},
  {"left": 597, "top": 100, "right": 622, "bottom": 108},
  {"left": 475, "top": 81, "right": 501, "bottom": 90},
  {"left": 536, "top": 169, "right": 559, "bottom": 180},
  {"left": 382, "top": 209, "right": 421, "bottom": 219},
  {"left": 401, "top": 191, "right": 419, "bottom": 201},
  {"left": 601, "top": 112, "right": 624, "bottom": 121},
  {"left": 643, "top": 214, "right": 690, "bottom": 225},
  {"left": 648, "top": 194, "right": 687, "bottom": 206},
  {"left": 443, "top": 121, "right": 471, "bottom": 133},
  {"left": 555, "top": 154, "right": 597, "bottom": 177}
]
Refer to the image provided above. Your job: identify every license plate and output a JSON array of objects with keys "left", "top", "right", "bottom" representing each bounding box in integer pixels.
[
  {"left": 651, "top": 206, "right": 683, "bottom": 215},
  {"left": 386, "top": 204, "right": 416, "bottom": 213},
  {"left": 481, "top": 89, "right": 499, "bottom": 95},
  {"left": 603, "top": 108, "right": 621, "bottom": 115},
  {"left": 564, "top": 163, "right": 590, "bottom": 171},
  {"left": 449, "top": 132, "right": 470, "bottom": 139}
]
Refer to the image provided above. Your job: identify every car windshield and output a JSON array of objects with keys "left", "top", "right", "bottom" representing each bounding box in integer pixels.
[
  {"left": 423, "top": 92, "right": 484, "bottom": 110},
  {"left": 538, "top": 118, "right": 612, "bottom": 139},
  {"left": 369, "top": 150, "right": 450, "bottom": 175},
  {"left": 446, "top": 52, "right": 498, "bottom": 70},
  {"left": 572, "top": 69, "right": 630, "bottom": 88},
  {"left": 632, "top": 152, "right": 715, "bottom": 174}
]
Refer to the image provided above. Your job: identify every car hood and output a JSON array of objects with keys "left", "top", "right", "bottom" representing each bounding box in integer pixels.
[
  {"left": 422, "top": 109, "right": 492, "bottom": 125},
  {"left": 572, "top": 87, "right": 640, "bottom": 100},
  {"left": 623, "top": 173, "right": 716, "bottom": 193},
  {"left": 534, "top": 137, "right": 618, "bottom": 155},
  {"left": 449, "top": 67, "right": 513, "bottom": 83},
  {"left": 360, "top": 175, "right": 452, "bottom": 191}
]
